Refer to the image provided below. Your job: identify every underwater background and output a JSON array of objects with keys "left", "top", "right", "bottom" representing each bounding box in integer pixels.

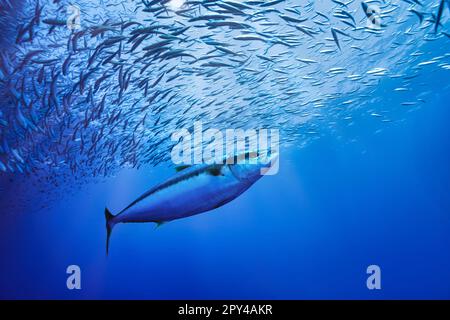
[{"left": 1, "top": 0, "right": 450, "bottom": 299}]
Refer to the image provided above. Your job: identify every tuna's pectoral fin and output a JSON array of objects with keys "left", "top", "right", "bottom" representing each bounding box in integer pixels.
[{"left": 154, "top": 221, "right": 166, "bottom": 228}]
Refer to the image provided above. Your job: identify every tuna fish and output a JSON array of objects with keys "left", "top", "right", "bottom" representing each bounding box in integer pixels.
[{"left": 104, "top": 152, "right": 278, "bottom": 254}]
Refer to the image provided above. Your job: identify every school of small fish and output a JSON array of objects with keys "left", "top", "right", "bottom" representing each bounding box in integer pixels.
[{"left": 0, "top": 0, "right": 449, "bottom": 178}]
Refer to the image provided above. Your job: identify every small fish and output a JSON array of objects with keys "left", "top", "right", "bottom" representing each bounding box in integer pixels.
[
  {"left": 279, "top": 15, "right": 308, "bottom": 24},
  {"left": 331, "top": 28, "right": 342, "bottom": 50},
  {"left": 409, "top": 9, "right": 424, "bottom": 24},
  {"left": 331, "top": 28, "right": 351, "bottom": 51},
  {"left": 435, "top": 0, "right": 446, "bottom": 32},
  {"left": 42, "top": 19, "right": 66, "bottom": 26}
]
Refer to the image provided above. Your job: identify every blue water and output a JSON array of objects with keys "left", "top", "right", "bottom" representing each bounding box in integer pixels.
[
  {"left": 1, "top": 0, "right": 450, "bottom": 300},
  {"left": 1, "top": 71, "right": 450, "bottom": 299}
]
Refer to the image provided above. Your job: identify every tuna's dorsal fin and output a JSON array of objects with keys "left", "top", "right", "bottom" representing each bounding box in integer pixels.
[{"left": 175, "top": 165, "right": 191, "bottom": 172}]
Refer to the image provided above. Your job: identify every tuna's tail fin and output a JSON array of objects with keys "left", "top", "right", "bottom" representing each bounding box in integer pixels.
[{"left": 105, "top": 208, "right": 116, "bottom": 256}]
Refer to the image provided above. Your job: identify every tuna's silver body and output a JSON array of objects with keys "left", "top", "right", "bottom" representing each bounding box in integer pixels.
[
  {"left": 115, "top": 164, "right": 257, "bottom": 223},
  {"left": 104, "top": 155, "right": 277, "bottom": 254}
]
